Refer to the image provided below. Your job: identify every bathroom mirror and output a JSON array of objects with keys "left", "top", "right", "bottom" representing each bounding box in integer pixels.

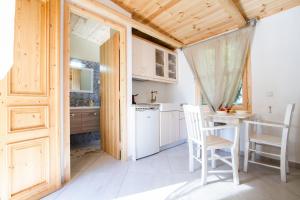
[{"left": 70, "top": 66, "right": 94, "bottom": 93}]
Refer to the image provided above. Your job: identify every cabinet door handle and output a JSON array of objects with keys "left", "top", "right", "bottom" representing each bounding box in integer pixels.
[{"left": 93, "top": 112, "right": 97, "bottom": 116}]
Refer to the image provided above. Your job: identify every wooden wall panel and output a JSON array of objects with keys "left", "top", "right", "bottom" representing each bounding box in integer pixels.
[
  {"left": 9, "top": 0, "right": 49, "bottom": 96},
  {"left": 8, "top": 106, "right": 48, "bottom": 133}
]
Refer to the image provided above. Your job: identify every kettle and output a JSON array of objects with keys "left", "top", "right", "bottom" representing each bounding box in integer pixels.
[{"left": 132, "top": 94, "right": 138, "bottom": 104}]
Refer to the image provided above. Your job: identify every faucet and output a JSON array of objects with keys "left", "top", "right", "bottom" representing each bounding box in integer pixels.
[
  {"left": 75, "top": 99, "right": 88, "bottom": 106},
  {"left": 89, "top": 99, "right": 94, "bottom": 107},
  {"left": 151, "top": 90, "right": 158, "bottom": 103}
]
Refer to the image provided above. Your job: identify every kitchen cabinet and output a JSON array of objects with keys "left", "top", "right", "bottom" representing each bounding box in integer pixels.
[
  {"left": 70, "top": 108, "right": 99, "bottom": 134},
  {"left": 132, "top": 36, "right": 155, "bottom": 79},
  {"left": 159, "top": 109, "right": 188, "bottom": 148},
  {"left": 179, "top": 111, "right": 188, "bottom": 140},
  {"left": 70, "top": 110, "right": 82, "bottom": 134},
  {"left": 160, "top": 111, "right": 180, "bottom": 146},
  {"left": 154, "top": 48, "right": 178, "bottom": 81},
  {"left": 133, "top": 35, "right": 177, "bottom": 83}
]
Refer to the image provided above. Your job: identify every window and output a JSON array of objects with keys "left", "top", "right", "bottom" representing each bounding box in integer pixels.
[
  {"left": 234, "top": 86, "right": 243, "bottom": 105},
  {"left": 232, "top": 54, "right": 250, "bottom": 111}
]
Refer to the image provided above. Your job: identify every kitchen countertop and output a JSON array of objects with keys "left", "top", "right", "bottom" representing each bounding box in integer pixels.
[
  {"left": 133, "top": 103, "right": 184, "bottom": 112},
  {"left": 70, "top": 106, "right": 100, "bottom": 110}
]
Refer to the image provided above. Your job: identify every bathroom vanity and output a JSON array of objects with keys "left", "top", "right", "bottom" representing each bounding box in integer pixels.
[{"left": 70, "top": 107, "right": 100, "bottom": 135}]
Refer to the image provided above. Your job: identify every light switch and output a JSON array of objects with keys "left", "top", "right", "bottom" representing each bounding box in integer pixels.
[{"left": 266, "top": 91, "right": 274, "bottom": 97}]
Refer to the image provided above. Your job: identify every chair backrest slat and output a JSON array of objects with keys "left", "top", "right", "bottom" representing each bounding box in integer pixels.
[
  {"left": 282, "top": 103, "right": 296, "bottom": 144},
  {"left": 284, "top": 104, "right": 295, "bottom": 126},
  {"left": 183, "top": 105, "right": 206, "bottom": 144}
]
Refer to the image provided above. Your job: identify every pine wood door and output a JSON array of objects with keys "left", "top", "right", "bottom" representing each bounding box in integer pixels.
[
  {"left": 100, "top": 32, "right": 121, "bottom": 159},
  {"left": 0, "top": 0, "right": 61, "bottom": 199}
]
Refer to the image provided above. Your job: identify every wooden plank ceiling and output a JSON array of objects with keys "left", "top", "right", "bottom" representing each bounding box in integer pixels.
[
  {"left": 112, "top": 0, "right": 300, "bottom": 47},
  {"left": 70, "top": 13, "right": 111, "bottom": 45}
]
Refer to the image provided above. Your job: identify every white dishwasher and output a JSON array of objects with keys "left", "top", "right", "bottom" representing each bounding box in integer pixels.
[{"left": 135, "top": 104, "right": 160, "bottom": 159}]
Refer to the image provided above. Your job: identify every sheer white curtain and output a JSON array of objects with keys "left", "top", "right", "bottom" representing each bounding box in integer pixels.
[{"left": 183, "top": 26, "right": 254, "bottom": 111}]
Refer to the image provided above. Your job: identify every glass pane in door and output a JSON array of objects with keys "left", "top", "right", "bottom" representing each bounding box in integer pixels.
[
  {"left": 168, "top": 53, "right": 176, "bottom": 79},
  {"left": 155, "top": 49, "right": 164, "bottom": 77}
]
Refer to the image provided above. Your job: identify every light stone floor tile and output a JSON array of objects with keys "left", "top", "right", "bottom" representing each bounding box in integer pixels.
[{"left": 43, "top": 143, "right": 300, "bottom": 200}]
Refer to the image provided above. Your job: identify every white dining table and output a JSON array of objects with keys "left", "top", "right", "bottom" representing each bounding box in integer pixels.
[
  {"left": 207, "top": 112, "right": 254, "bottom": 125},
  {"left": 205, "top": 112, "right": 254, "bottom": 169}
]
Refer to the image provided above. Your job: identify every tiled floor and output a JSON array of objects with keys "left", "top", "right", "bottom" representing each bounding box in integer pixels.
[{"left": 43, "top": 144, "right": 300, "bottom": 200}]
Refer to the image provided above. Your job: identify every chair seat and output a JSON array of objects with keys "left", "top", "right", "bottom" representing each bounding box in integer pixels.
[
  {"left": 207, "top": 135, "right": 232, "bottom": 149},
  {"left": 249, "top": 133, "right": 281, "bottom": 147}
]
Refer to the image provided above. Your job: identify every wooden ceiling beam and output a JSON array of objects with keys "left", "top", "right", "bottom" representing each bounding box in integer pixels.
[
  {"left": 72, "top": 0, "right": 183, "bottom": 48},
  {"left": 217, "top": 0, "right": 246, "bottom": 27},
  {"left": 110, "top": 0, "right": 151, "bottom": 22},
  {"left": 144, "top": 0, "right": 181, "bottom": 23},
  {"left": 182, "top": 21, "right": 238, "bottom": 45}
]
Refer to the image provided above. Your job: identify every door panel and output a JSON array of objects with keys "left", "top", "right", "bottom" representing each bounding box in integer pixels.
[
  {"left": 160, "top": 111, "right": 180, "bottom": 146},
  {"left": 9, "top": 0, "right": 48, "bottom": 96},
  {"left": 8, "top": 106, "right": 48, "bottom": 133},
  {"left": 132, "top": 36, "right": 155, "bottom": 78},
  {"left": 0, "top": 0, "right": 60, "bottom": 199},
  {"left": 100, "top": 32, "right": 120, "bottom": 159},
  {"left": 8, "top": 137, "right": 49, "bottom": 199}
]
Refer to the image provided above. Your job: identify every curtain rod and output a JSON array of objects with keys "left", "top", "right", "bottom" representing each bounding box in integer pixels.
[{"left": 181, "top": 18, "right": 257, "bottom": 49}]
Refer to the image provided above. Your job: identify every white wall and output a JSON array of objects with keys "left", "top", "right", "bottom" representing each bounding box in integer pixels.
[
  {"left": 251, "top": 6, "right": 300, "bottom": 163},
  {"left": 132, "top": 80, "right": 170, "bottom": 103},
  {"left": 132, "top": 50, "right": 195, "bottom": 105},
  {"left": 168, "top": 50, "right": 195, "bottom": 105},
  {"left": 70, "top": 34, "right": 100, "bottom": 62}
]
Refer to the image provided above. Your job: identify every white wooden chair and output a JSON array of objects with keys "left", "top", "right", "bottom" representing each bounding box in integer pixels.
[
  {"left": 183, "top": 105, "right": 240, "bottom": 185},
  {"left": 243, "top": 104, "right": 295, "bottom": 182}
]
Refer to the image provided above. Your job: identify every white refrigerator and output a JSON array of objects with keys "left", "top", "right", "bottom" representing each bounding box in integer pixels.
[{"left": 135, "top": 106, "right": 160, "bottom": 159}]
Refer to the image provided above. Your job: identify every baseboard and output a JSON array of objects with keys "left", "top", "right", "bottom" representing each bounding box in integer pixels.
[{"left": 160, "top": 139, "right": 187, "bottom": 151}]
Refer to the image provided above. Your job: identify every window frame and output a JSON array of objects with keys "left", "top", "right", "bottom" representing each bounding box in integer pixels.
[{"left": 231, "top": 53, "right": 251, "bottom": 111}]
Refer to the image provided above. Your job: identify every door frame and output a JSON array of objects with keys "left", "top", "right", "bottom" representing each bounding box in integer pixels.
[{"left": 63, "top": 2, "right": 128, "bottom": 182}]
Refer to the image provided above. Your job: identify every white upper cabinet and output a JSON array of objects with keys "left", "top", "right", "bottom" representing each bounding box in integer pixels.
[
  {"left": 132, "top": 36, "right": 155, "bottom": 79},
  {"left": 132, "top": 35, "right": 177, "bottom": 83}
]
